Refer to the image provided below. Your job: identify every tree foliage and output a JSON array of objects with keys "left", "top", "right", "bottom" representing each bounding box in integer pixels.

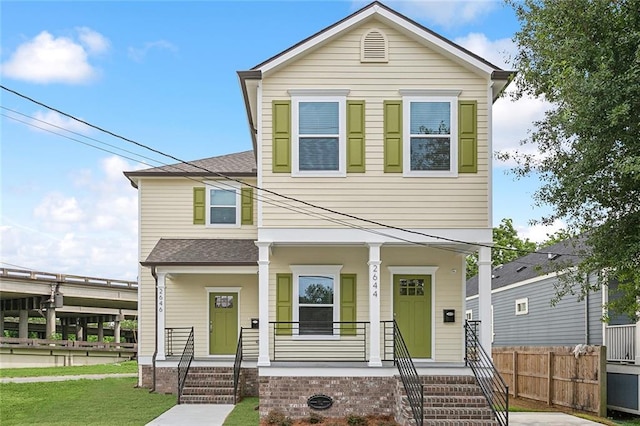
[
  {"left": 467, "top": 218, "right": 537, "bottom": 278},
  {"left": 501, "top": 0, "right": 640, "bottom": 318}
]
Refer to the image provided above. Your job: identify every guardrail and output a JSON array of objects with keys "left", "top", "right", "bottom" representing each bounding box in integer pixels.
[
  {"left": 606, "top": 324, "right": 636, "bottom": 362},
  {"left": 0, "top": 336, "right": 137, "bottom": 352},
  {"left": 177, "top": 327, "right": 194, "bottom": 405},
  {"left": 165, "top": 328, "right": 193, "bottom": 357},
  {"left": 0, "top": 267, "right": 138, "bottom": 289}
]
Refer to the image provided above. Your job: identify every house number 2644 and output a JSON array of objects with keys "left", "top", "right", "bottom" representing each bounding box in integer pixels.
[{"left": 371, "top": 264, "right": 379, "bottom": 298}]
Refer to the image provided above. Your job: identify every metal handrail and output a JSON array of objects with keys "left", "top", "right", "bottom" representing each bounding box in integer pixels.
[
  {"left": 233, "top": 328, "right": 244, "bottom": 404},
  {"left": 465, "top": 320, "right": 509, "bottom": 426},
  {"left": 392, "top": 320, "right": 423, "bottom": 426},
  {"left": 269, "top": 321, "right": 369, "bottom": 361},
  {"left": 177, "top": 327, "right": 194, "bottom": 405},
  {"left": 165, "top": 327, "right": 192, "bottom": 357}
]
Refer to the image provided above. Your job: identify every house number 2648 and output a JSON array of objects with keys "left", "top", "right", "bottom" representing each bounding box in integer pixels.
[{"left": 371, "top": 264, "right": 379, "bottom": 298}]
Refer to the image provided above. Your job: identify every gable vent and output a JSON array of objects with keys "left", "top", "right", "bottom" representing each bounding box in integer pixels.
[{"left": 361, "top": 29, "right": 388, "bottom": 63}]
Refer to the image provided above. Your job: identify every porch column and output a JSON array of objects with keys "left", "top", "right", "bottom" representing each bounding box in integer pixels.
[
  {"left": 256, "top": 241, "right": 271, "bottom": 367},
  {"left": 368, "top": 243, "right": 382, "bottom": 367},
  {"left": 478, "top": 246, "right": 492, "bottom": 357},
  {"left": 18, "top": 309, "right": 29, "bottom": 338},
  {"left": 635, "top": 316, "right": 640, "bottom": 365},
  {"left": 156, "top": 272, "right": 167, "bottom": 360}
]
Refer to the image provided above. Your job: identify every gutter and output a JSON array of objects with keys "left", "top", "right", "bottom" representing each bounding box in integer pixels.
[{"left": 150, "top": 266, "right": 158, "bottom": 393}]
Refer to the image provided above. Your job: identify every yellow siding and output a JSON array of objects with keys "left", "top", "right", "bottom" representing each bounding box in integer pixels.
[
  {"left": 260, "top": 20, "right": 490, "bottom": 229},
  {"left": 268, "top": 245, "right": 464, "bottom": 363},
  {"left": 137, "top": 177, "right": 258, "bottom": 358}
]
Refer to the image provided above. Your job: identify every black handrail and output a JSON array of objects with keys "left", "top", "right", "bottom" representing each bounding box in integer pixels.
[
  {"left": 269, "top": 321, "right": 369, "bottom": 361},
  {"left": 465, "top": 320, "right": 509, "bottom": 426},
  {"left": 392, "top": 320, "right": 423, "bottom": 426},
  {"left": 233, "top": 328, "right": 243, "bottom": 404},
  {"left": 177, "top": 326, "right": 194, "bottom": 404},
  {"left": 165, "top": 327, "right": 192, "bottom": 357}
]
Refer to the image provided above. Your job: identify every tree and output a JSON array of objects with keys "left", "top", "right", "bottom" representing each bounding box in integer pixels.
[
  {"left": 467, "top": 218, "right": 537, "bottom": 278},
  {"left": 501, "top": 0, "right": 640, "bottom": 317}
]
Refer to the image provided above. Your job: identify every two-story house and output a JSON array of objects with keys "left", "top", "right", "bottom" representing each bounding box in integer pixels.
[{"left": 125, "top": 2, "right": 513, "bottom": 424}]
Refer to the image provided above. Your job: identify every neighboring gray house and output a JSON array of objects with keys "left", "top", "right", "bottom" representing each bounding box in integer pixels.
[{"left": 465, "top": 238, "right": 640, "bottom": 414}]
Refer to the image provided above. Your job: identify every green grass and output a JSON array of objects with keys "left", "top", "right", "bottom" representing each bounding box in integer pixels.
[
  {"left": 223, "top": 397, "right": 259, "bottom": 426},
  {"left": 0, "top": 360, "right": 137, "bottom": 378},
  {"left": 0, "top": 377, "right": 175, "bottom": 425}
]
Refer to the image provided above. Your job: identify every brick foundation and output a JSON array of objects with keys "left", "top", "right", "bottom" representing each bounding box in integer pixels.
[
  {"left": 140, "top": 365, "right": 178, "bottom": 394},
  {"left": 241, "top": 367, "right": 259, "bottom": 397},
  {"left": 259, "top": 376, "right": 396, "bottom": 419}
]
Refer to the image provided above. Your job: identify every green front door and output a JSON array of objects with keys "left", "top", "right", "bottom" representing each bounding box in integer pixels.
[
  {"left": 393, "top": 275, "right": 432, "bottom": 358},
  {"left": 209, "top": 293, "right": 238, "bottom": 355}
]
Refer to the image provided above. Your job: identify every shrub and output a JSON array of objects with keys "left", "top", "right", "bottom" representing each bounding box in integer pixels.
[
  {"left": 307, "top": 412, "right": 325, "bottom": 424},
  {"left": 346, "top": 414, "right": 367, "bottom": 426},
  {"left": 265, "top": 409, "right": 293, "bottom": 426}
]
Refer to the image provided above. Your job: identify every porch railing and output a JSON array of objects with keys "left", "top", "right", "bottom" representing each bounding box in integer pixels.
[
  {"left": 177, "top": 327, "right": 194, "bottom": 404},
  {"left": 465, "top": 320, "right": 508, "bottom": 426},
  {"left": 233, "top": 328, "right": 244, "bottom": 404},
  {"left": 269, "top": 321, "right": 369, "bottom": 361},
  {"left": 165, "top": 327, "right": 193, "bottom": 357},
  {"left": 390, "top": 320, "right": 423, "bottom": 426},
  {"left": 606, "top": 324, "right": 636, "bottom": 362}
]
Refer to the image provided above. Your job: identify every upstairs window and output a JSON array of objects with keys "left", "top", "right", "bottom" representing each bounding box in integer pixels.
[
  {"left": 206, "top": 182, "right": 240, "bottom": 227},
  {"left": 290, "top": 91, "right": 347, "bottom": 176}
]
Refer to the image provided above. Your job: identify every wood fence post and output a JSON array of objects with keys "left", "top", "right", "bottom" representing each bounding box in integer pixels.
[
  {"left": 512, "top": 350, "right": 518, "bottom": 398},
  {"left": 598, "top": 345, "right": 607, "bottom": 417},
  {"left": 547, "top": 351, "right": 554, "bottom": 405}
]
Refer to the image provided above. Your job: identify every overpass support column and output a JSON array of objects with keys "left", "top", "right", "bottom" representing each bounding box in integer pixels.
[
  {"left": 19, "top": 309, "right": 29, "bottom": 338},
  {"left": 45, "top": 306, "right": 56, "bottom": 339},
  {"left": 61, "top": 318, "right": 69, "bottom": 340},
  {"left": 97, "top": 320, "right": 104, "bottom": 342},
  {"left": 0, "top": 310, "right": 4, "bottom": 337},
  {"left": 75, "top": 318, "right": 84, "bottom": 341},
  {"left": 114, "top": 315, "right": 122, "bottom": 344}
]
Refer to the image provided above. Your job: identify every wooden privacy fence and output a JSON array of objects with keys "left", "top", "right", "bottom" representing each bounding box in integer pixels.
[{"left": 492, "top": 346, "right": 607, "bottom": 416}]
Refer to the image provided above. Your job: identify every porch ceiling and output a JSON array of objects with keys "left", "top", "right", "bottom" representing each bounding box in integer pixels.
[{"left": 142, "top": 238, "right": 258, "bottom": 266}]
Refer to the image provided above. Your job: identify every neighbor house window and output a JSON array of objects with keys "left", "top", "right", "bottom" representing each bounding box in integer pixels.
[
  {"left": 206, "top": 182, "right": 240, "bottom": 227},
  {"left": 291, "top": 265, "right": 342, "bottom": 336},
  {"left": 402, "top": 93, "right": 458, "bottom": 176},
  {"left": 290, "top": 91, "right": 347, "bottom": 176},
  {"left": 515, "top": 298, "right": 529, "bottom": 315}
]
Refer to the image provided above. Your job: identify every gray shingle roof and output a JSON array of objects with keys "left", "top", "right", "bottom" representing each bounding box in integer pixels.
[
  {"left": 142, "top": 239, "right": 258, "bottom": 266},
  {"left": 466, "top": 237, "right": 588, "bottom": 297},
  {"left": 124, "top": 150, "right": 256, "bottom": 184}
]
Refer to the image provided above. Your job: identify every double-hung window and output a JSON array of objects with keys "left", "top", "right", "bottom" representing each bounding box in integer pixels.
[
  {"left": 290, "top": 90, "right": 348, "bottom": 176},
  {"left": 402, "top": 92, "right": 459, "bottom": 176},
  {"left": 291, "top": 265, "right": 342, "bottom": 337},
  {"left": 205, "top": 182, "right": 240, "bottom": 227}
]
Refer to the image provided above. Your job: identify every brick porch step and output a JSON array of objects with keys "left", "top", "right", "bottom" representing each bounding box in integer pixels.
[{"left": 179, "top": 367, "right": 236, "bottom": 405}]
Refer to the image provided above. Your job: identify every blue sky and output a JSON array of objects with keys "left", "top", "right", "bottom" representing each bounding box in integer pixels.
[{"left": 0, "top": 1, "right": 561, "bottom": 280}]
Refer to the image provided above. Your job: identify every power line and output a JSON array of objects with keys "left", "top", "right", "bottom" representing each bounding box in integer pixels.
[{"left": 1, "top": 84, "right": 582, "bottom": 259}]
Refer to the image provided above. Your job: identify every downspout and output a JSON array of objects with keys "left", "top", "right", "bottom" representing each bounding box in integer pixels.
[
  {"left": 151, "top": 266, "right": 158, "bottom": 393},
  {"left": 585, "top": 273, "right": 590, "bottom": 345}
]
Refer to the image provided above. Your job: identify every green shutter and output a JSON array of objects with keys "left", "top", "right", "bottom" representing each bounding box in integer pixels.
[
  {"left": 347, "top": 100, "right": 365, "bottom": 173},
  {"left": 276, "top": 273, "right": 293, "bottom": 336},
  {"left": 193, "top": 187, "right": 205, "bottom": 225},
  {"left": 384, "top": 100, "right": 403, "bottom": 173},
  {"left": 340, "top": 274, "right": 357, "bottom": 336},
  {"left": 458, "top": 100, "right": 478, "bottom": 173},
  {"left": 272, "top": 100, "right": 291, "bottom": 173},
  {"left": 241, "top": 187, "right": 253, "bottom": 225}
]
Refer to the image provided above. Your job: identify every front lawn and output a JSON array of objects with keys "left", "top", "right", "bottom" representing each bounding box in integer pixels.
[
  {"left": 0, "top": 377, "right": 175, "bottom": 425},
  {"left": 224, "top": 397, "right": 259, "bottom": 425},
  {"left": 0, "top": 360, "right": 137, "bottom": 378}
]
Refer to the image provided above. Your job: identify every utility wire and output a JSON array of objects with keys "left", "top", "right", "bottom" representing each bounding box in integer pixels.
[{"left": 1, "top": 84, "right": 582, "bottom": 259}]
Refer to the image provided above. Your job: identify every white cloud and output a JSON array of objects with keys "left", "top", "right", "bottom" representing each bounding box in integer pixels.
[
  {"left": 76, "top": 27, "right": 110, "bottom": 54},
  {"left": 30, "top": 110, "right": 93, "bottom": 134},
  {"left": 128, "top": 40, "right": 177, "bottom": 62},
  {"left": 454, "top": 32, "right": 554, "bottom": 167},
  {"left": 0, "top": 28, "right": 109, "bottom": 84},
  {"left": 356, "top": 0, "right": 496, "bottom": 27},
  {"left": 517, "top": 219, "right": 566, "bottom": 244},
  {"left": 1, "top": 156, "right": 139, "bottom": 280}
]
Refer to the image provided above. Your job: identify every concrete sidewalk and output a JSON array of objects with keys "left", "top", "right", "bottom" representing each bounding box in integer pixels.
[
  {"left": 145, "top": 404, "right": 234, "bottom": 426},
  {"left": 0, "top": 373, "right": 137, "bottom": 383},
  {"left": 510, "top": 412, "right": 603, "bottom": 425}
]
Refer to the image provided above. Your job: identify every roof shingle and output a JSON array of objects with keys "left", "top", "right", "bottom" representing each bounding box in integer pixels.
[{"left": 142, "top": 239, "right": 258, "bottom": 266}]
